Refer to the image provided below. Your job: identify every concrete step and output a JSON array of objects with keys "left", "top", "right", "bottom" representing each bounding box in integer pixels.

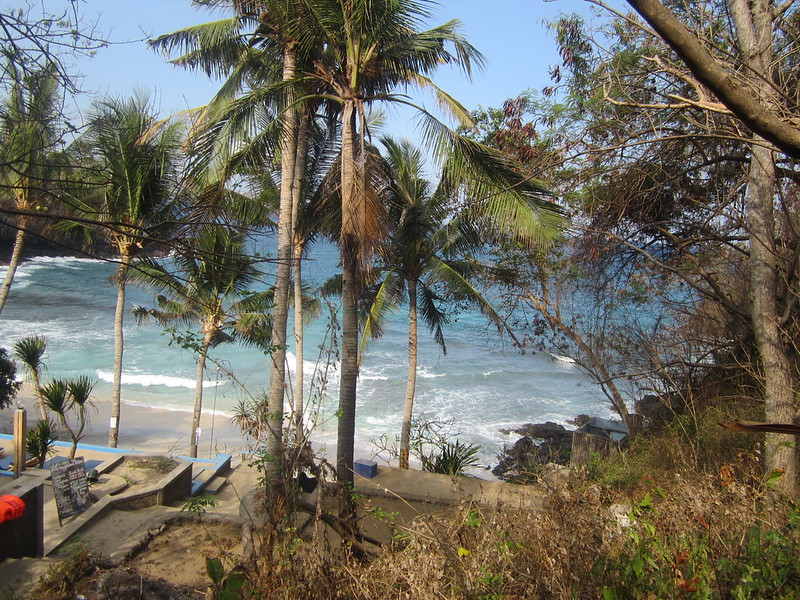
[{"left": 203, "top": 475, "right": 228, "bottom": 495}]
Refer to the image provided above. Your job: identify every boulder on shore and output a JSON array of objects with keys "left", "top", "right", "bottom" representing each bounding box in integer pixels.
[{"left": 493, "top": 421, "right": 573, "bottom": 480}]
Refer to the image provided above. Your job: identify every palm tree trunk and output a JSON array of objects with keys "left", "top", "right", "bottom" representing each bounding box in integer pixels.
[
  {"left": 190, "top": 328, "right": 214, "bottom": 459},
  {"left": 293, "top": 242, "right": 305, "bottom": 444},
  {"left": 337, "top": 99, "right": 361, "bottom": 485},
  {"left": 75, "top": 407, "right": 87, "bottom": 455},
  {"left": 108, "top": 256, "right": 129, "bottom": 448},
  {"left": 60, "top": 415, "right": 78, "bottom": 460},
  {"left": 32, "top": 371, "right": 46, "bottom": 421},
  {"left": 292, "top": 115, "right": 311, "bottom": 445},
  {"left": 266, "top": 48, "right": 299, "bottom": 475},
  {"left": 0, "top": 216, "right": 28, "bottom": 316},
  {"left": 399, "top": 280, "right": 418, "bottom": 469}
]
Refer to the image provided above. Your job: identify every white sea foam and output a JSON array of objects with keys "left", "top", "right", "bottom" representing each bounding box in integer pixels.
[
  {"left": 360, "top": 373, "right": 390, "bottom": 381},
  {"left": 549, "top": 353, "right": 576, "bottom": 364},
  {"left": 417, "top": 368, "right": 445, "bottom": 379},
  {"left": 26, "top": 256, "right": 105, "bottom": 267},
  {"left": 284, "top": 352, "right": 330, "bottom": 379},
  {"left": 123, "top": 397, "right": 235, "bottom": 419},
  {"left": 96, "top": 369, "right": 227, "bottom": 389},
  {"left": 364, "top": 414, "right": 400, "bottom": 427}
]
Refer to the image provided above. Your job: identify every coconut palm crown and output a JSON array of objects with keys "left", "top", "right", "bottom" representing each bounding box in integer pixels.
[
  {"left": 66, "top": 92, "right": 184, "bottom": 448},
  {"left": 131, "top": 224, "right": 274, "bottom": 458}
]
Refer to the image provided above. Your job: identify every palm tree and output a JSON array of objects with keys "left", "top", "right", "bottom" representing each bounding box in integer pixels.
[
  {"left": 361, "top": 137, "right": 508, "bottom": 469},
  {"left": 157, "top": 1, "right": 561, "bottom": 484},
  {"left": 0, "top": 62, "right": 62, "bottom": 315},
  {"left": 67, "top": 376, "right": 95, "bottom": 455},
  {"left": 301, "top": 0, "right": 494, "bottom": 483},
  {"left": 67, "top": 93, "right": 183, "bottom": 448},
  {"left": 131, "top": 225, "right": 273, "bottom": 458},
  {"left": 288, "top": 126, "right": 335, "bottom": 440},
  {"left": 305, "top": 0, "right": 565, "bottom": 483},
  {"left": 26, "top": 418, "right": 56, "bottom": 468},
  {"left": 150, "top": 0, "right": 325, "bottom": 475},
  {"left": 12, "top": 335, "right": 47, "bottom": 419}
]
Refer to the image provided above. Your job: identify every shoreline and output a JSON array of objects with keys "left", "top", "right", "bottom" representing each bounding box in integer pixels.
[
  {"left": 0, "top": 385, "right": 247, "bottom": 459},
  {"left": 0, "top": 385, "right": 363, "bottom": 468},
  {"left": 0, "top": 389, "right": 507, "bottom": 480}
]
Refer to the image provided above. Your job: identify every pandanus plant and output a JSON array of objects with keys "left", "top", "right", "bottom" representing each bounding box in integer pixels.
[
  {"left": 39, "top": 376, "right": 95, "bottom": 459},
  {"left": 13, "top": 335, "right": 48, "bottom": 419}
]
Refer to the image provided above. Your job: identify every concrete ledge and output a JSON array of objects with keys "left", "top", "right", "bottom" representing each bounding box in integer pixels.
[
  {"left": 0, "top": 478, "right": 44, "bottom": 559},
  {"left": 0, "top": 435, "right": 145, "bottom": 456},
  {"left": 355, "top": 466, "right": 544, "bottom": 510},
  {"left": 44, "top": 458, "right": 193, "bottom": 555},
  {"left": 94, "top": 455, "right": 125, "bottom": 475},
  {"left": 111, "top": 460, "right": 192, "bottom": 511},
  {"left": 180, "top": 453, "right": 233, "bottom": 496},
  {"left": 44, "top": 494, "right": 114, "bottom": 555}
]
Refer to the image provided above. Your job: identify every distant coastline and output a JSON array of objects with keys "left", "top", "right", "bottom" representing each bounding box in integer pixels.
[{"left": 0, "top": 233, "right": 115, "bottom": 267}]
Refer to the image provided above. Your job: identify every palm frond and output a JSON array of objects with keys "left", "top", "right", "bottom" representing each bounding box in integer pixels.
[
  {"left": 426, "top": 257, "right": 505, "bottom": 334},
  {"left": 417, "top": 282, "right": 448, "bottom": 353},
  {"left": 359, "top": 269, "right": 403, "bottom": 364},
  {"left": 66, "top": 375, "right": 95, "bottom": 407},
  {"left": 148, "top": 17, "right": 254, "bottom": 78}
]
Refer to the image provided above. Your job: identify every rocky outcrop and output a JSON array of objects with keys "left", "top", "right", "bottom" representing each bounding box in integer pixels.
[
  {"left": 493, "top": 421, "right": 574, "bottom": 480},
  {"left": 635, "top": 394, "right": 687, "bottom": 429}
]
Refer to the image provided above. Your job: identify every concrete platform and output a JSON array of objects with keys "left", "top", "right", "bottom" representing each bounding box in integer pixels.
[{"left": 354, "top": 465, "right": 544, "bottom": 510}]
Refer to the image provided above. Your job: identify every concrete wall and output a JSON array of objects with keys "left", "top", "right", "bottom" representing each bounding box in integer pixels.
[{"left": 0, "top": 477, "right": 44, "bottom": 560}]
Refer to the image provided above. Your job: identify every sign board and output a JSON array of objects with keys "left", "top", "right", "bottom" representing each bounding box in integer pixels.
[{"left": 51, "top": 457, "right": 92, "bottom": 522}]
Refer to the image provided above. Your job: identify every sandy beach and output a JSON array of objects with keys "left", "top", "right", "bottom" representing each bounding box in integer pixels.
[{"left": 0, "top": 384, "right": 246, "bottom": 458}]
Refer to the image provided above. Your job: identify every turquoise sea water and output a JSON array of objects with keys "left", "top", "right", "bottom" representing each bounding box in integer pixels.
[{"left": 0, "top": 242, "right": 612, "bottom": 466}]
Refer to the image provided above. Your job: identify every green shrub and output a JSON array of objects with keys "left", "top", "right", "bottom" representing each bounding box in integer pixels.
[
  {"left": 598, "top": 497, "right": 800, "bottom": 599},
  {"left": 0, "top": 347, "right": 20, "bottom": 410},
  {"left": 26, "top": 418, "right": 57, "bottom": 468},
  {"left": 587, "top": 399, "right": 762, "bottom": 493},
  {"left": 423, "top": 439, "right": 480, "bottom": 476},
  {"left": 716, "top": 509, "right": 800, "bottom": 599}
]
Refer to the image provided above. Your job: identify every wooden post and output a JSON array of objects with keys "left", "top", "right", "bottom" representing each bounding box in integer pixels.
[{"left": 13, "top": 405, "right": 26, "bottom": 479}]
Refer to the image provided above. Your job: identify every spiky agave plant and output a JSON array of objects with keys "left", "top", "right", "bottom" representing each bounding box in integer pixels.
[{"left": 424, "top": 439, "right": 481, "bottom": 476}]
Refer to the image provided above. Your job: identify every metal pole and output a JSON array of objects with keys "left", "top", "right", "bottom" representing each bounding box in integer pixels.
[{"left": 13, "top": 405, "right": 26, "bottom": 479}]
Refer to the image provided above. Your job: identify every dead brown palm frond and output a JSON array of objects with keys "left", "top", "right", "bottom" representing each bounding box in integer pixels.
[{"left": 722, "top": 419, "right": 800, "bottom": 435}]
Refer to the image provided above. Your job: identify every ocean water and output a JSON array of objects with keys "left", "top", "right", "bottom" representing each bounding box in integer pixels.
[{"left": 0, "top": 242, "right": 612, "bottom": 466}]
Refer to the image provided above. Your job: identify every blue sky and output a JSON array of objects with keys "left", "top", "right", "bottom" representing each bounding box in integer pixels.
[
  {"left": 73, "top": 1, "right": 592, "bottom": 111},
  {"left": 17, "top": 0, "right": 609, "bottom": 138}
]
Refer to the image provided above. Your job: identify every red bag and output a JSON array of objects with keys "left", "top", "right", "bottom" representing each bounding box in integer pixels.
[{"left": 0, "top": 495, "right": 25, "bottom": 523}]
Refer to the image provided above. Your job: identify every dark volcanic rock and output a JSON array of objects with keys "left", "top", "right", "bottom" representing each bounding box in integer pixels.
[
  {"left": 635, "top": 393, "right": 687, "bottom": 429},
  {"left": 493, "top": 421, "right": 574, "bottom": 480},
  {"left": 511, "top": 421, "right": 569, "bottom": 439}
]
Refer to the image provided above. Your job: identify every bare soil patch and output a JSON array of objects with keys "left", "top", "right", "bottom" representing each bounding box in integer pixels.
[
  {"left": 129, "top": 517, "right": 243, "bottom": 589},
  {"left": 111, "top": 456, "right": 179, "bottom": 488}
]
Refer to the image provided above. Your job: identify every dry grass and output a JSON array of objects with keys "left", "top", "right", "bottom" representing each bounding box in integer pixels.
[{"left": 26, "top": 437, "right": 798, "bottom": 600}]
